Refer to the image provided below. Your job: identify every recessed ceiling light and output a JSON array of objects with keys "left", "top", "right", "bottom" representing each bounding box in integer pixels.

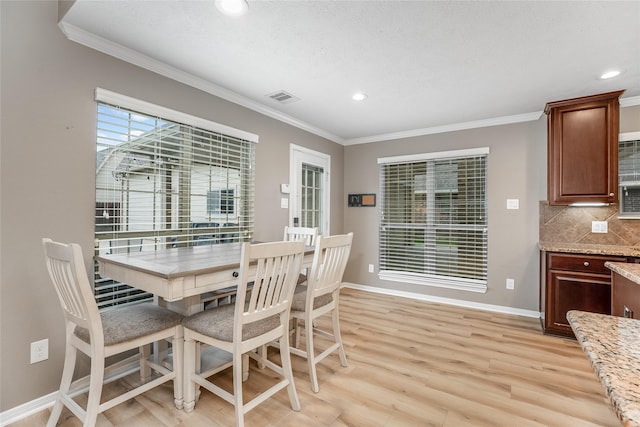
[
  {"left": 352, "top": 92, "right": 368, "bottom": 101},
  {"left": 215, "top": 0, "right": 249, "bottom": 17},
  {"left": 600, "top": 70, "right": 621, "bottom": 79}
]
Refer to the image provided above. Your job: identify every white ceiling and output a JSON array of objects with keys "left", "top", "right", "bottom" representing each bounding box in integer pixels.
[{"left": 59, "top": 0, "right": 640, "bottom": 145}]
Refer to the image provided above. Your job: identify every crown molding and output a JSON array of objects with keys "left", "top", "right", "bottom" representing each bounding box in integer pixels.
[
  {"left": 58, "top": 22, "right": 344, "bottom": 144},
  {"left": 343, "top": 111, "right": 543, "bottom": 146},
  {"left": 621, "top": 95, "right": 640, "bottom": 108},
  {"left": 59, "top": 22, "right": 640, "bottom": 148}
]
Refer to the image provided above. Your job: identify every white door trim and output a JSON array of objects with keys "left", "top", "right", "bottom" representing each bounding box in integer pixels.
[{"left": 289, "top": 144, "right": 330, "bottom": 235}]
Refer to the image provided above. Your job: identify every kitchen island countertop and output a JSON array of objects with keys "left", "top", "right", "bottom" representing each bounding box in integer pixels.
[{"left": 567, "top": 310, "right": 640, "bottom": 427}]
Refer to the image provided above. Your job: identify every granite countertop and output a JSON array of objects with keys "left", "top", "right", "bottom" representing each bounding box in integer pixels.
[
  {"left": 567, "top": 310, "right": 640, "bottom": 427},
  {"left": 539, "top": 242, "right": 640, "bottom": 257},
  {"left": 607, "top": 262, "right": 640, "bottom": 285}
]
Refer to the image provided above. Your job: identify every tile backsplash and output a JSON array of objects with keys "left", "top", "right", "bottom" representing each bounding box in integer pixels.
[{"left": 539, "top": 201, "right": 640, "bottom": 246}]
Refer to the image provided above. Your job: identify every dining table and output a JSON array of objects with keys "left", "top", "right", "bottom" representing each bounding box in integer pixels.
[
  {"left": 95, "top": 241, "right": 314, "bottom": 390},
  {"left": 95, "top": 241, "right": 314, "bottom": 316}
]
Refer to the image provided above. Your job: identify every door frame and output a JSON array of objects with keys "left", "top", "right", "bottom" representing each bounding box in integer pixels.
[{"left": 289, "top": 144, "right": 330, "bottom": 236}]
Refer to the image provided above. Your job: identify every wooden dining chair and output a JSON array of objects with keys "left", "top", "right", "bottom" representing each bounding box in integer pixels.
[
  {"left": 284, "top": 225, "right": 318, "bottom": 246},
  {"left": 289, "top": 232, "right": 353, "bottom": 393},
  {"left": 182, "top": 240, "right": 306, "bottom": 427},
  {"left": 42, "top": 238, "right": 184, "bottom": 427}
]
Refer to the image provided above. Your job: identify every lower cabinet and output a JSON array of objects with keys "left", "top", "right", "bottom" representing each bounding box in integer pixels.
[
  {"left": 540, "top": 251, "right": 627, "bottom": 337},
  {"left": 611, "top": 272, "right": 640, "bottom": 319}
]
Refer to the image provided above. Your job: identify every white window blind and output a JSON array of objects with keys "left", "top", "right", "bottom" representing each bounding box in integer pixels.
[
  {"left": 378, "top": 148, "right": 488, "bottom": 293},
  {"left": 94, "top": 90, "right": 256, "bottom": 309}
]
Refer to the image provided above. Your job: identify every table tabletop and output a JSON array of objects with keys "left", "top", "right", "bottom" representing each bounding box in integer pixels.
[
  {"left": 95, "top": 242, "right": 313, "bottom": 310},
  {"left": 96, "top": 242, "right": 247, "bottom": 280}
]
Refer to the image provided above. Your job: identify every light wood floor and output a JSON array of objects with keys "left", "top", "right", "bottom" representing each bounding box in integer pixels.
[{"left": 11, "top": 288, "right": 619, "bottom": 427}]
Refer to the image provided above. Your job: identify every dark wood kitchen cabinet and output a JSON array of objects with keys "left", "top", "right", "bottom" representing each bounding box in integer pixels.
[
  {"left": 545, "top": 90, "right": 624, "bottom": 205},
  {"left": 611, "top": 271, "right": 640, "bottom": 319},
  {"left": 540, "top": 251, "right": 627, "bottom": 337}
]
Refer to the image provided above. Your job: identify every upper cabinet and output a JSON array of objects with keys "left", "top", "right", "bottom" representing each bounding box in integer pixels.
[{"left": 545, "top": 90, "right": 625, "bottom": 205}]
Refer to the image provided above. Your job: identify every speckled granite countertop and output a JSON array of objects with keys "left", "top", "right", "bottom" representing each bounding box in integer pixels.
[
  {"left": 607, "top": 262, "right": 640, "bottom": 285},
  {"left": 567, "top": 310, "right": 640, "bottom": 427},
  {"left": 539, "top": 242, "right": 640, "bottom": 257}
]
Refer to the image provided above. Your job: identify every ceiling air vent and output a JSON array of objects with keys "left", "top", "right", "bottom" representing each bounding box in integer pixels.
[{"left": 266, "top": 90, "right": 300, "bottom": 105}]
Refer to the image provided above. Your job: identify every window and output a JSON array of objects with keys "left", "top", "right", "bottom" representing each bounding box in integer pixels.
[
  {"left": 94, "top": 89, "right": 257, "bottom": 309},
  {"left": 618, "top": 132, "right": 640, "bottom": 218},
  {"left": 300, "top": 163, "right": 323, "bottom": 228},
  {"left": 378, "top": 148, "right": 489, "bottom": 293},
  {"left": 207, "top": 189, "right": 235, "bottom": 215}
]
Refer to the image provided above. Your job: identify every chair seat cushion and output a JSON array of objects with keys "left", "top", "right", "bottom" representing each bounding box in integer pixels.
[
  {"left": 182, "top": 303, "right": 280, "bottom": 342},
  {"left": 291, "top": 284, "right": 333, "bottom": 312},
  {"left": 75, "top": 303, "right": 183, "bottom": 346}
]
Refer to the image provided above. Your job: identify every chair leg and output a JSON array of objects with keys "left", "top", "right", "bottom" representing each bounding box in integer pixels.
[
  {"left": 332, "top": 307, "right": 348, "bottom": 367},
  {"left": 47, "top": 342, "right": 77, "bottom": 427},
  {"left": 183, "top": 336, "right": 196, "bottom": 413},
  {"left": 242, "top": 353, "right": 249, "bottom": 381},
  {"left": 84, "top": 353, "right": 105, "bottom": 427},
  {"left": 256, "top": 345, "right": 266, "bottom": 369},
  {"left": 293, "top": 319, "right": 301, "bottom": 349},
  {"left": 305, "top": 316, "right": 320, "bottom": 393},
  {"left": 233, "top": 352, "right": 245, "bottom": 427},
  {"left": 279, "top": 332, "right": 301, "bottom": 411},
  {"left": 139, "top": 344, "right": 151, "bottom": 381}
]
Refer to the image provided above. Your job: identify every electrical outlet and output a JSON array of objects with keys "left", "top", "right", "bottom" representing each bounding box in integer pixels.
[
  {"left": 506, "top": 278, "right": 515, "bottom": 290},
  {"left": 30, "top": 339, "right": 48, "bottom": 364},
  {"left": 368, "top": 264, "right": 374, "bottom": 273}
]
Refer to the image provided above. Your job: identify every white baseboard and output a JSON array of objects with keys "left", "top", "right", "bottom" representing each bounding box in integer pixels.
[
  {"left": 0, "top": 359, "right": 140, "bottom": 426},
  {"left": 0, "top": 392, "right": 56, "bottom": 427},
  {"left": 342, "top": 282, "right": 540, "bottom": 318}
]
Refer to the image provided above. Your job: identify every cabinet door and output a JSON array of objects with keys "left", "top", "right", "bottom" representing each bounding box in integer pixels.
[
  {"left": 546, "top": 90, "right": 623, "bottom": 205},
  {"left": 611, "top": 272, "right": 640, "bottom": 318},
  {"left": 545, "top": 271, "right": 611, "bottom": 336}
]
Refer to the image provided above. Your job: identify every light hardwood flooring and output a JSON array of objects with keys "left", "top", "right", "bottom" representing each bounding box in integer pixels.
[{"left": 10, "top": 288, "right": 619, "bottom": 426}]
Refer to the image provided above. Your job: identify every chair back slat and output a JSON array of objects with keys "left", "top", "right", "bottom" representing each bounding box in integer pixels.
[
  {"left": 308, "top": 233, "right": 353, "bottom": 300},
  {"left": 43, "top": 238, "right": 100, "bottom": 332},
  {"left": 284, "top": 226, "right": 318, "bottom": 246},
  {"left": 239, "top": 241, "right": 305, "bottom": 326}
]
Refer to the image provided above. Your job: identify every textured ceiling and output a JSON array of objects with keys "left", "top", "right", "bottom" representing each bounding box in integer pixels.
[{"left": 60, "top": 0, "right": 640, "bottom": 144}]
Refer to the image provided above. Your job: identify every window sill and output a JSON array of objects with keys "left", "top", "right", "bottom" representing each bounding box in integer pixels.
[{"left": 378, "top": 271, "right": 487, "bottom": 293}]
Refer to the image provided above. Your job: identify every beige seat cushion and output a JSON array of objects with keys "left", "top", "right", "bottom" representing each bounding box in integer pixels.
[
  {"left": 290, "top": 284, "right": 333, "bottom": 312},
  {"left": 183, "top": 303, "right": 280, "bottom": 342},
  {"left": 75, "top": 303, "right": 183, "bottom": 346}
]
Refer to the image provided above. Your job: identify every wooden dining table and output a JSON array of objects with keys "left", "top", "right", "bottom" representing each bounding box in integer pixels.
[
  {"left": 96, "top": 241, "right": 314, "bottom": 389},
  {"left": 96, "top": 241, "right": 314, "bottom": 315}
]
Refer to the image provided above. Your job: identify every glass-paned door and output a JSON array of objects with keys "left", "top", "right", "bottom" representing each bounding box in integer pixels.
[
  {"left": 301, "top": 163, "right": 323, "bottom": 228},
  {"left": 290, "top": 144, "right": 330, "bottom": 236}
]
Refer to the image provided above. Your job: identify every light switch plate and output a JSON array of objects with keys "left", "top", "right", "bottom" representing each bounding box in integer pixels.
[
  {"left": 506, "top": 199, "right": 519, "bottom": 210},
  {"left": 591, "top": 220, "right": 608, "bottom": 233}
]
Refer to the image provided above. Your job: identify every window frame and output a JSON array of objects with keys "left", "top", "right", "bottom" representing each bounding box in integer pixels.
[
  {"left": 377, "top": 147, "right": 489, "bottom": 293},
  {"left": 94, "top": 88, "right": 257, "bottom": 309}
]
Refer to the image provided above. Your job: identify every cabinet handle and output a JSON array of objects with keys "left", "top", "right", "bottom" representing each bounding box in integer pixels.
[
  {"left": 583, "top": 261, "right": 590, "bottom": 267},
  {"left": 232, "top": 271, "right": 239, "bottom": 278},
  {"left": 610, "top": 192, "right": 615, "bottom": 197}
]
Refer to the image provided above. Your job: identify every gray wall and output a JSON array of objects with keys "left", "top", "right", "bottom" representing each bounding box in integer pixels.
[
  {"left": 2, "top": 0, "right": 639, "bottom": 414},
  {"left": 343, "top": 120, "right": 548, "bottom": 310},
  {"left": 0, "top": 1, "right": 343, "bottom": 411},
  {"left": 343, "top": 105, "right": 639, "bottom": 310}
]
